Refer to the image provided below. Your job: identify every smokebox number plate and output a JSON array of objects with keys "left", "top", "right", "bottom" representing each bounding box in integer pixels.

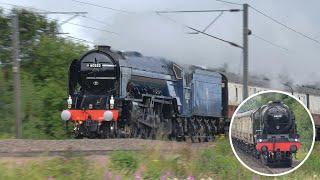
[{"left": 88, "top": 64, "right": 102, "bottom": 68}]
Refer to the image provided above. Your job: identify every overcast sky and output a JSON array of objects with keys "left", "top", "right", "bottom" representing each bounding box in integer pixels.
[{"left": 1, "top": 0, "right": 320, "bottom": 86}]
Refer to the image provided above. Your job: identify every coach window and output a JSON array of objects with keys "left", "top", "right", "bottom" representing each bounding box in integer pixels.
[
  {"left": 236, "top": 87, "right": 238, "bottom": 100},
  {"left": 306, "top": 94, "right": 310, "bottom": 109}
]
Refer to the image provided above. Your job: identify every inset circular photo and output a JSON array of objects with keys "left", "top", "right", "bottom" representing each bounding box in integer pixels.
[{"left": 229, "top": 90, "right": 315, "bottom": 176}]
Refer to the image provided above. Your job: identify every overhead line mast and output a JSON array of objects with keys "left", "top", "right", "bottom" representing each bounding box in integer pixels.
[
  {"left": 242, "top": 4, "right": 249, "bottom": 99},
  {"left": 156, "top": 5, "right": 249, "bottom": 99},
  {"left": 11, "top": 14, "right": 21, "bottom": 138}
]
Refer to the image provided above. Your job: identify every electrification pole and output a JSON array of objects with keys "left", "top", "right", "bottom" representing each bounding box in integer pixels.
[
  {"left": 11, "top": 14, "right": 22, "bottom": 139},
  {"left": 242, "top": 3, "right": 249, "bottom": 99}
]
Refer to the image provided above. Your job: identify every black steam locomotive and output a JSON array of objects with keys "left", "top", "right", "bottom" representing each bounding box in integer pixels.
[
  {"left": 61, "top": 46, "right": 228, "bottom": 141},
  {"left": 232, "top": 101, "right": 301, "bottom": 166}
]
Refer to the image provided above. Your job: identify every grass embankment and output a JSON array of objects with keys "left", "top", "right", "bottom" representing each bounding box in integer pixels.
[{"left": 0, "top": 138, "right": 319, "bottom": 179}]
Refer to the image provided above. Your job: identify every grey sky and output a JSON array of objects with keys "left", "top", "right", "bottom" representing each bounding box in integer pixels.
[{"left": 1, "top": 0, "right": 319, "bottom": 85}]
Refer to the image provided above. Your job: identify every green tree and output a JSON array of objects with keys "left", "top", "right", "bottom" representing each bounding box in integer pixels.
[{"left": 0, "top": 8, "right": 87, "bottom": 139}]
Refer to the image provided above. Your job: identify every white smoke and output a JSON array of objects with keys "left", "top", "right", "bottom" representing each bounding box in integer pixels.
[{"left": 9, "top": 0, "right": 320, "bottom": 86}]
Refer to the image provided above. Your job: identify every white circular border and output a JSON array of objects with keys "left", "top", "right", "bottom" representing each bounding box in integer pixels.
[{"left": 228, "top": 90, "right": 316, "bottom": 177}]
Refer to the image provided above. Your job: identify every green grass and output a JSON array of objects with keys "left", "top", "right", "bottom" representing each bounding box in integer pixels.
[
  {"left": 296, "top": 149, "right": 309, "bottom": 161},
  {"left": 109, "top": 151, "right": 139, "bottom": 175},
  {"left": 0, "top": 157, "right": 104, "bottom": 180},
  {"left": 0, "top": 133, "right": 15, "bottom": 139},
  {"left": 0, "top": 140, "right": 319, "bottom": 179}
]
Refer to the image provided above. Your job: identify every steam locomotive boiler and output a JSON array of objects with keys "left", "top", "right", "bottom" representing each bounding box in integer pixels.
[
  {"left": 61, "top": 46, "right": 228, "bottom": 141},
  {"left": 231, "top": 101, "right": 301, "bottom": 166}
]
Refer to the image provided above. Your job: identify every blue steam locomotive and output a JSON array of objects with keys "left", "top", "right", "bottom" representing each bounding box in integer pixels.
[{"left": 61, "top": 46, "right": 228, "bottom": 141}]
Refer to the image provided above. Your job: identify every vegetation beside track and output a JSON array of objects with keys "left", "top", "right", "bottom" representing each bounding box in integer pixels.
[
  {"left": 0, "top": 138, "right": 318, "bottom": 179},
  {"left": 0, "top": 8, "right": 87, "bottom": 139}
]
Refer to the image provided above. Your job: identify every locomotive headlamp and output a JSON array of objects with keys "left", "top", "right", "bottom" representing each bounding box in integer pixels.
[
  {"left": 258, "top": 139, "right": 263, "bottom": 143},
  {"left": 67, "top": 95, "right": 72, "bottom": 109},
  {"left": 93, "top": 81, "right": 99, "bottom": 86},
  {"left": 104, "top": 110, "right": 113, "bottom": 121},
  {"left": 61, "top": 110, "right": 71, "bottom": 121},
  {"left": 261, "top": 146, "right": 268, "bottom": 152},
  {"left": 110, "top": 95, "right": 115, "bottom": 109},
  {"left": 290, "top": 145, "right": 297, "bottom": 153}
]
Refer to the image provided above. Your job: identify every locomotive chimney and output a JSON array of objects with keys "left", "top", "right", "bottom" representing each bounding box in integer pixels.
[{"left": 97, "top": 45, "right": 111, "bottom": 52}]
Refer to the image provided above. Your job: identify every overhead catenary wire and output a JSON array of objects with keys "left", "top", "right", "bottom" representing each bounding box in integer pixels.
[
  {"left": 3, "top": 1, "right": 241, "bottom": 46},
  {"left": 72, "top": 0, "right": 242, "bottom": 13},
  {"left": 0, "top": 6, "right": 49, "bottom": 32},
  {"left": 81, "top": 15, "right": 112, "bottom": 26},
  {"left": 0, "top": 5, "right": 98, "bottom": 46},
  {"left": 250, "top": 5, "right": 320, "bottom": 46},
  {"left": 188, "top": 26, "right": 242, "bottom": 48},
  {"left": 0, "top": 2, "right": 48, "bottom": 13},
  {"left": 60, "top": 21, "right": 118, "bottom": 35},
  {"left": 202, "top": 11, "right": 224, "bottom": 33},
  {"left": 33, "top": 11, "right": 87, "bottom": 15},
  {"left": 20, "top": 2, "right": 113, "bottom": 27},
  {"left": 0, "top": 3, "right": 110, "bottom": 28},
  {"left": 2, "top": 2, "right": 243, "bottom": 51},
  {"left": 156, "top": 9, "right": 241, "bottom": 13},
  {"left": 63, "top": 35, "right": 95, "bottom": 44},
  {"left": 156, "top": 7, "right": 242, "bottom": 47},
  {"left": 3, "top": 1, "right": 292, "bottom": 52},
  {"left": 188, "top": 11, "right": 224, "bottom": 34},
  {"left": 157, "top": 13, "right": 242, "bottom": 48},
  {"left": 251, "top": 33, "right": 289, "bottom": 52},
  {"left": 215, "top": 0, "right": 242, "bottom": 6},
  {"left": 71, "top": 0, "right": 133, "bottom": 14},
  {"left": 0, "top": 3, "right": 118, "bottom": 35}
]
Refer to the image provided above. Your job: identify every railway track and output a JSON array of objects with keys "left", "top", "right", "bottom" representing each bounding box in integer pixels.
[
  {"left": 234, "top": 147, "right": 299, "bottom": 175},
  {"left": 0, "top": 139, "right": 214, "bottom": 157}
]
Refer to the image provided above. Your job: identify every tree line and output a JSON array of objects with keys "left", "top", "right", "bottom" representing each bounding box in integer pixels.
[{"left": 0, "top": 8, "right": 87, "bottom": 139}]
